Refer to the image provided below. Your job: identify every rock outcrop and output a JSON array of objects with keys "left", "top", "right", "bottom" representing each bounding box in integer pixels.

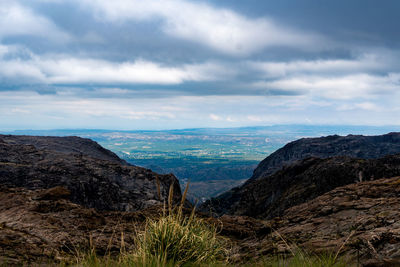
[
  {"left": 250, "top": 132, "right": 400, "bottom": 182},
  {"left": 0, "top": 185, "right": 152, "bottom": 264},
  {"left": 0, "top": 134, "right": 127, "bottom": 165},
  {"left": 235, "top": 177, "right": 400, "bottom": 266},
  {"left": 202, "top": 154, "right": 400, "bottom": 219},
  {"left": 0, "top": 135, "right": 181, "bottom": 211},
  {"left": 2, "top": 177, "right": 400, "bottom": 265}
]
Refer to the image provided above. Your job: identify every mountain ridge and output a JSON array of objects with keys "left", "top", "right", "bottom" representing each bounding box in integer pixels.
[
  {"left": 0, "top": 134, "right": 128, "bottom": 165},
  {"left": 202, "top": 132, "right": 400, "bottom": 219},
  {"left": 249, "top": 132, "right": 400, "bottom": 183},
  {"left": 0, "top": 135, "right": 181, "bottom": 211}
]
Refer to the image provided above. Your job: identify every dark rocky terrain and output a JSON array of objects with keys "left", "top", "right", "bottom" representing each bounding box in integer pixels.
[
  {"left": 228, "top": 177, "right": 400, "bottom": 266},
  {"left": 0, "top": 135, "right": 128, "bottom": 165},
  {"left": 1, "top": 176, "right": 400, "bottom": 265},
  {"left": 2, "top": 133, "right": 400, "bottom": 266},
  {"left": 0, "top": 185, "right": 142, "bottom": 264},
  {"left": 0, "top": 135, "right": 181, "bottom": 211},
  {"left": 202, "top": 154, "right": 400, "bottom": 219},
  {"left": 249, "top": 132, "right": 400, "bottom": 182}
]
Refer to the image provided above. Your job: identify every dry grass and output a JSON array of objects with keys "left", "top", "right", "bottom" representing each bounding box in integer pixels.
[
  {"left": 131, "top": 183, "right": 228, "bottom": 266},
  {"left": 70, "top": 182, "right": 228, "bottom": 267},
  {"left": 64, "top": 184, "right": 356, "bottom": 267}
]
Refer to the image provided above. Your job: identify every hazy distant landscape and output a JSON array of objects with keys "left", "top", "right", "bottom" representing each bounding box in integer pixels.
[{"left": 6, "top": 125, "right": 400, "bottom": 201}]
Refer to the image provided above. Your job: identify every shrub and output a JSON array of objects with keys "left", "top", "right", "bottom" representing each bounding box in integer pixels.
[{"left": 131, "top": 183, "right": 227, "bottom": 266}]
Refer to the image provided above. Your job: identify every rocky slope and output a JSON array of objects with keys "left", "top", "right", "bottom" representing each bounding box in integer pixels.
[
  {"left": 202, "top": 154, "right": 400, "bottom": 219},
  {"left": 225, "top": 177, "right": 400, "bottom": 266},
  {"left": 249, "top": 132, "right": 400, "bottom": 182},
  {"left": 2, "top": 177, "right": 400, "bottom": 266},
  {"left": 0, "top": 185, "right": 154, "bottom": 264},
  {"left": 0, "top": 135, "right": 181, "bottom": 211},
  {"left": 0, "top": 134, "right": 127, "bottom": 165}
]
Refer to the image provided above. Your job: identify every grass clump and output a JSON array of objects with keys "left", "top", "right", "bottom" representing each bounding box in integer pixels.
[
  {"left": 61, "top": 183, "right": 355, "bottom": 267},
  {"left": 62, "top": 183, "right": 227, "bottom": 267},
  {"left": 131, "top": 183, "right": 227, "bottom": 266}
]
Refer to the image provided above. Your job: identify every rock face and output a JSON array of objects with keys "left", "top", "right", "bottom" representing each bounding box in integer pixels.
[
  {"left": 203, "top": 154, "right": 400, "bottom": 219},
  {"left": 0, "top": 135, "right": 181, "bottom": 211},
  {"left": 250, "top": 177, "right": 400, "bottom": 266},
  {"left": 250, "top": 132, "right": 400, "bottom": 182},
  {"left": 0, "top": 185, "right": 153, "bottom": 264},
  {"left": 0, "top": 134, "right": 127, "bottom": 165},
  {"left": 2, "top": 178, "right": 400, "bottom": 265}
]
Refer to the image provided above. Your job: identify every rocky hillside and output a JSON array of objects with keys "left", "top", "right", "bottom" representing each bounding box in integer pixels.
[
  {"left": 0, "top": 135, "right": 181, "bottom": 211},
  {"left": 0, "top": 134, "right": 127, "bottom": 165},
  {"left": 2, "top": 134, "right": 400, "bottom": 266},
  {"left": 0, "top": 185, "right": 170, "bottom": 264},
  {"left": 249, "top": 132, "right": 400, "bottom": 182},
  {"left": 229, "top": 176, "right": 400, "bottom": 266},
  {"left": 2, "top": 176, "right": 400, "bottom": 266},
  {"left": 202, "top": 153, "right": 400, "bottom": 219}
]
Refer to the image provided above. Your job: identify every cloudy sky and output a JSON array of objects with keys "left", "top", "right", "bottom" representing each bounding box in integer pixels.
[{"left": 1, "top": 0, "right": 400, "bottom": 130}]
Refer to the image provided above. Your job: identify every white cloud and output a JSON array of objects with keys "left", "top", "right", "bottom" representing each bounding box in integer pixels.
[
  {"left": 250, "top": 54, "right": 384, "bottom": 78},
  {"left": 1, "top": 92, "right": 399, "bottom": 129},
  {"left": 39, "top": 58, "right": 199, "bottom": 84},
  {"left": 255, "top": 73, "right": 400, "bottom": 100},
  {"left": 338, "top": 102, "right": 380, "bottom": 111},
  {"left": 250, "top": 54, "right": 400, "bottom": 100},
  {"left": 0, "top": 46, "right": 232, "bottom": 84},
  {"left": 0, "top": 92, "right": 297, "bottom": 129},
  {"left": 94, "top": 88, "right": 130, "bottom": 95},
  {"left": 0, "top": 2, "right": 70, "bottom": 41},
  {"left": 226, "top": 116, "right": 236, "bottom": 122},
  {"left": 209, "top": 114, "right": 222, "bottom": 121},
  {"left": 123, "top": 111, "right": 176, "bottom": 120},
  {"left": 0, "top": 44, "right": 10, "bottom": 57},
  {"left": 0, "top": 58, "right": 47, "bottom": 81},
  {"left": 79, "top": 0, "right": 321, "bottom": 55},
  {"left": 355, "top": 102, "right": 380, "bottom": 111},
  {"left": 11, "top": 108, "right": 31, "bottom": 114},
  {"left": 247, "top": 115, "right": 263, "bottom": 122}
]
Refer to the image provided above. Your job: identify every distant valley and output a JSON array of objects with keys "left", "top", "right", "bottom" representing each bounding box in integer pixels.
[{"left": 4, "top": 125, "right": 400, "bottom": 201}]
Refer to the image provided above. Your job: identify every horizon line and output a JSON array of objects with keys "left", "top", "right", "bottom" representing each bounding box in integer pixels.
[{"left": 2, "top": 124, "right": 400, "bottom": 133}]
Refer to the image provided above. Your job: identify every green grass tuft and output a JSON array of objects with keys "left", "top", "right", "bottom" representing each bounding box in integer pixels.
[
  {"left": 131, "top": 183, "right": 228, "bottom": 266},
  {"left": 60, "top": 183, "right": 356, "bottom": 267}
]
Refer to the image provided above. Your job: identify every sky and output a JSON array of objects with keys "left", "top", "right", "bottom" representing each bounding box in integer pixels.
[{"left": 1, "top": 0, "right": 400, "bottom": 130}]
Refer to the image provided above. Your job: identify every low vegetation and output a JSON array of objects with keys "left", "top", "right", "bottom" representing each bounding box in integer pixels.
[
  {"left": 70, "top": 183, "right": 228, "bottom": 266},
  {"left": 68, "top": 185, "right": 352, "bottom": 266},
  {"left": 130, "top": 184, "right": 227, "bottom": 266}
]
